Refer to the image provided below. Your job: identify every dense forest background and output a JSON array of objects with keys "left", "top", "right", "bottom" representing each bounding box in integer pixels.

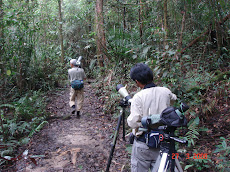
[{"left": 0, "top": 0, "right": 229, "bottom": 171}]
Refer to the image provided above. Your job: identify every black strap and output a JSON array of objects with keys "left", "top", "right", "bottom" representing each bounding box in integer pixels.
[
  {"left": 136, "top": 134, "right": 146, "bottom": 143},
  {"left": 136, "top": 129, "right": 160, "bottom": 143}
]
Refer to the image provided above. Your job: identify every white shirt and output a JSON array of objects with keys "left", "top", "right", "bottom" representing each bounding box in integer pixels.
[
  {"left": 127, "top": 86, "right": 177, "bottom": 136},
  {"left": 68, "top": 67, "right": 86, "bottom": 83}
]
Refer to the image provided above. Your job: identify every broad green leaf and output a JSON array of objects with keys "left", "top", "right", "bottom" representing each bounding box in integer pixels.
[
  {"left": 132, "top": 55, "right": 137, "bottom": 59},
  {"left": 191, "top": 138, "right": 194, "bottom": 145},
  {"left": 20, "top": 137, "right": 30, "bottom": 145},
  {"left": 194, "top": 117, "right": 200, "bottom": 125},
  {"left": 222, "top": 140, "right": 227, "bottom": 149},
  {"left": 6, "top": 70, "right": 11, "bottom": 76},
  {"left": 184, "top": 164, "right": 194, "bottom": 170},
  {"left": 37, "top": 121, "right": 48, "bottom": 130},
  {"left": 163, "top": 71, "right": 168, "bottom": 77},
  {"left": 89, "top": 59, "right": 97, "bottom": 70},
  {"left": 168, "top": 50, "right": 175, "bottom": 56}
]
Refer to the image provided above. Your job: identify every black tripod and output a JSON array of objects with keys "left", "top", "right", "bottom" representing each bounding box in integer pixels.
[{"left": 105, "top": 99, "right": 129, "bottom": 172}]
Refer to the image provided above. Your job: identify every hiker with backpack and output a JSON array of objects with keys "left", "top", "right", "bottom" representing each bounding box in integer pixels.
[{"left": 68, "top": 58, "right": 86, "bottom": 118}]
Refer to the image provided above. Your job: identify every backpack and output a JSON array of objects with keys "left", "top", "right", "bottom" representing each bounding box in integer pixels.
[
  {"left": 71, "top": 80, "right": 84, "bottom": 90},
  {"left": 145, "top": 130, "right": 160, "bottom": 148},
  {"left": 160, "top": 107, "right": 187, "bottom": 127}
]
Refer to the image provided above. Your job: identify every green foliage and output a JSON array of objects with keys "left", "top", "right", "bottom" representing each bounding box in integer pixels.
[
  {"left": 13, "top": 91, "right": 47, "bottom": 121},
  {"left": 185, "top": 117, "right": 200, "bottom": 147},
  {"left": 106, "top": 28, "right": 140, "bottom": 63},
  {"left": 0, "top": 0, "right": 69, "bottom": 106},
  {"left": 213, "top": 137, "right": 230, "bottom": 171},
  {"left": 0, "top": 91, "right": 48, "bottom": 166},
  {"left": 86, "top": 61, "right": 101, "bottom": 79},
  {"left": 147, "top": 48, "right": 229, "bottom": 172},
  {"left": 184, "top": 152, "right": 212, "bottom": 171}
]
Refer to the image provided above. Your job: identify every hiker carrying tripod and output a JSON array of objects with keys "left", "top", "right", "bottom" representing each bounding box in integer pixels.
[{"left": 127, "top": 63, "right": 177, "bottom": 172}]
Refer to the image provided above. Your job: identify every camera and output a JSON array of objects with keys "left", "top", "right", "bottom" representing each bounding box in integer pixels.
[{"left": 141, "top": 102, "right": 189, "bottom": 129}]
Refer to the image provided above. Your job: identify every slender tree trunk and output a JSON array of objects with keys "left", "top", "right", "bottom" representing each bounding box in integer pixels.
[
  {"left": 58, "top": 0, "right": 64, "bottom": 63},
  {"left": 95, "top": 0, "right": 108, "bottom": 67},
  {"left": 123, "top": 7, "right": 126, "bottom": 31},
  {"left": 138, "top": 0, "right": 143, "bottom": 44},
  {"left": 19, "top": 59, "right": 23, "bottom": 94},
  {"left": 178, "top": 11, "right": 186, "bottom": 52},
  {"left": 41, "top": 1, "right": 47, "bottom": 46},
  {"left": 0, "top": 0, "right": 4, "bottom": 102},
  {"left": 175, "top": 4, "right": 186, "bottom": 59},
  {"left": 215, "top": 21, "right": 222, "bottom": 58},
  {"left": 163, "top": 0, "right": 168, "bottom": 49},
  {"left": 0, "top": 0, "right": 3, "bottom": 58},
  {"left": 215, "top": 0, "right": 230, "bottom": 46}
]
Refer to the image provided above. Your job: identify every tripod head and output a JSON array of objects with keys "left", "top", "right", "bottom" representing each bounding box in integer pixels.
[{"left": 157, "top": 125, "right": 187, "bottom": 144}]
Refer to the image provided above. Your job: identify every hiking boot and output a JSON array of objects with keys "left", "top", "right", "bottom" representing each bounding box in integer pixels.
[
  {"left": 71, "top": 105, "right": 76, "bottom": 114},
  {"left": 77, "top": 111, "right": 81, "bottom": 119}
]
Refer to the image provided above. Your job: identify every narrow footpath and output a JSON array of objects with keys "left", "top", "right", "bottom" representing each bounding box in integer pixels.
[{"left": 15, "top": 80, "right": 130, "bottom": 172}]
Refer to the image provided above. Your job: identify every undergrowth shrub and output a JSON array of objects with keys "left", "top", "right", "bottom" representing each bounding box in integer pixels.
[
  {"left": 26, "top": 60, "right": 67, "bottom": 91},
  {"left": 0, "top": 90, "right": 49, "bottom": 167},
  {"left": 213, "top": 137, "right": 230, "bottom": 172},
  {"left": 13, "top": 91, "right": 48, "bottom": 121},
  {"left": 1, "top": 58, "right": 67, "bottom": 106}
]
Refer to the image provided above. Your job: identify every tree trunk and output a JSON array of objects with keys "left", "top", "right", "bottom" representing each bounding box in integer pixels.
[
  {"left": 215, "top": 0, "right": 230, "bottom": 46},
  {"left": 58, "top": 0, "right": 64, "bottom": 63},
  {"left": 0, "top": 0, "right": 3, "bottom": 57},
  {"left": 138, "top": 0, "right": 143, "bottom": 44},
  {"left": 174, "top": 12, "right": 185, "bottom": 60},
  {"left": 95, "top": 0, "right": 108, "bottom": 67},
  {"left": 215, "top": 21, "right": 222, "bottom": 58},
  {"left": 0, "top": 0, "right": 4, "bottom": 102},
  {"left": 177, "top": 11, "right": 186, "bottom": 52},
  {"left": 123, "top": 7, "right": 126, "bottom": 31},
  {"left": 163, "top": 0, "right": 168, "bottom": 49},
  {"left": 40, "top": 1, "right": 47, "bottom": 46}
]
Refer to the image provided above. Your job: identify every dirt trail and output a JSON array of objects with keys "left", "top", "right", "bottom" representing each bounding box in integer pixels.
[{"left": 15, "top": 80, "right": 130, "bottom": 172}]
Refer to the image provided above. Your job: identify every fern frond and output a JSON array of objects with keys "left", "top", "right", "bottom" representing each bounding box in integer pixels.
[{"left": 0, "top": 104, "right": 15, "bottom": 109}]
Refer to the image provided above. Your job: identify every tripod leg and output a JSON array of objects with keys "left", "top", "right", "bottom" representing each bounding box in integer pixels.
[
  {"left": 158, "top": 152, "right": 168, "bottom": 172},
  {"left": 174, "top": 158, "right": 183, "bottom": 172},
  {"left": 106, "top": 109, "right": 123, "bottom": 172},
  {"left": 152, "top": 154, "right": 162, "bottom": 172},
  {"left": 122, "top": 108, "right": 126, "bottom": 141}
]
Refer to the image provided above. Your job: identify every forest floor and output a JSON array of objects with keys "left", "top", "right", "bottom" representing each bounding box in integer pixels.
[{"left": 14, "top": 80, "right": 130, "bottom": 172}]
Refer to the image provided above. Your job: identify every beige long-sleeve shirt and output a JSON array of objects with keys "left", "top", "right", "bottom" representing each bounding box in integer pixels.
[
  {"left": 127, "top": 86, "right": 177, "bottom": 136},
  {"left": 68, "top": 67, "right": 86, "bottom": 83}
]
